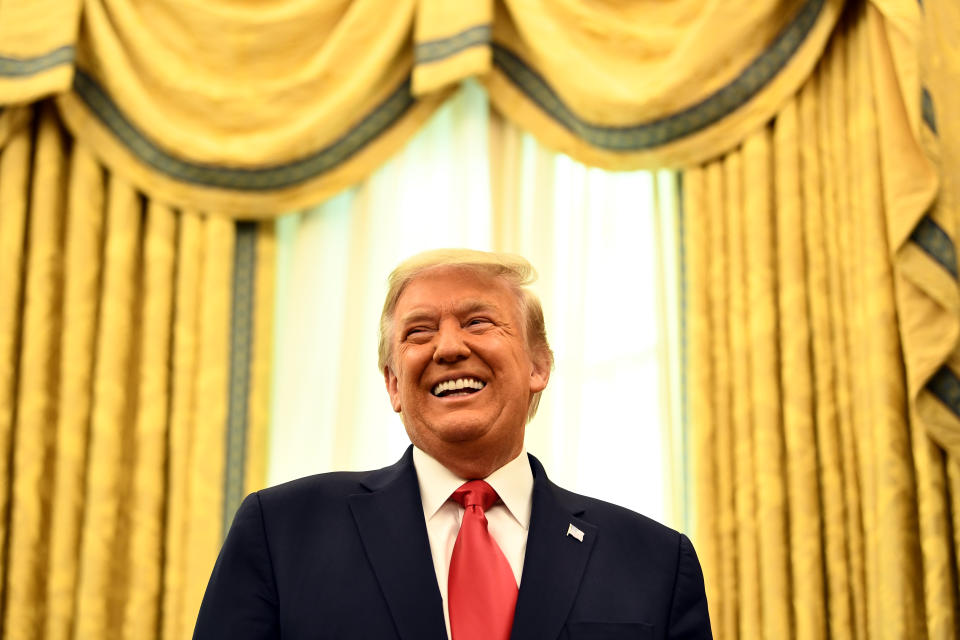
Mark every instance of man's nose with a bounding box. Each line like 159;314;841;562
433;325;470;362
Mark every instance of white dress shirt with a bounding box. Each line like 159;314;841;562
412;446;534;639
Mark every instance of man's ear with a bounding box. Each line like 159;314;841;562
528;351;551;394
383;365;402;413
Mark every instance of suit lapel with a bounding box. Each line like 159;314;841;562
349;448;447;640
511;455;598;640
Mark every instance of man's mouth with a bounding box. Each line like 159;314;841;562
431;377;486;398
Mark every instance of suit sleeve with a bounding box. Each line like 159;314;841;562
193;492;280;640
667;534;713;639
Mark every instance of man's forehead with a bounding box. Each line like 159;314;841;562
391;266;520;322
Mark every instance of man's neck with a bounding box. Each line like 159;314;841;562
420;442;524;480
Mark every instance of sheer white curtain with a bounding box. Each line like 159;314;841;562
268;81;685;527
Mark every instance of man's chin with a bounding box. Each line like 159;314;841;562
427;419;493;444
405;412;495;446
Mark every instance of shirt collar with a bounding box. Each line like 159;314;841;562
412;446;534;530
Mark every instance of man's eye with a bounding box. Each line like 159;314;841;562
467;318;491;327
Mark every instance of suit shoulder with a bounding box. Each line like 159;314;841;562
553;484;683;547
239;451;416;527
529;454;685;548
253;468;377;514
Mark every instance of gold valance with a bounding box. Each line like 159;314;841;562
483;0;844;169
0;0;81;104
0;0;844;217
52;0;453;217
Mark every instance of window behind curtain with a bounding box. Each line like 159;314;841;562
268;80;686;528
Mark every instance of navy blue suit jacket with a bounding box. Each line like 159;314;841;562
194;447;712;639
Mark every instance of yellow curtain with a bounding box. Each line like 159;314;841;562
0;104;274;640
686;1;958;638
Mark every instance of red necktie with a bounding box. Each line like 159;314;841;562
448;480;518;640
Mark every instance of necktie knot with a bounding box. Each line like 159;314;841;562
451;480;499;512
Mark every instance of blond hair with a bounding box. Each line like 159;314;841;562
378;249;553;421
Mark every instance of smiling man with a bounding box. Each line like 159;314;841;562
194;249;713;640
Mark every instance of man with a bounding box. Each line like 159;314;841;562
194;249;712;639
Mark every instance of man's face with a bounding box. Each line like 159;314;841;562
384;266;549;469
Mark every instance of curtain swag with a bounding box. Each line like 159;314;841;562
0;0;845;217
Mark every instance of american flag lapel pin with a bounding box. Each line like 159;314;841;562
566;523;584;542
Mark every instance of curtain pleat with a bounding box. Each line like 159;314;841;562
74;168;143;639
911;414;959;639
244;221;275;496
0;105;32;631
182;214;233;632
5;104;67;639
705;159;738;640
821;23;870;640
686;165;719;635
688;2;959;637
45;144;104;640
801;64;855;640
161;210;203;640
743;128;792;640
861;14;926;640
774;95;827;640
0;107;34;152
846;21;875;639
122;201;176;638
949;460;960;571
726;145;763;640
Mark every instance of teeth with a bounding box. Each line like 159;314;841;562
432;378;486;396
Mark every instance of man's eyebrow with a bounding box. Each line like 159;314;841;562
398;309;437;326
397;299;501;326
